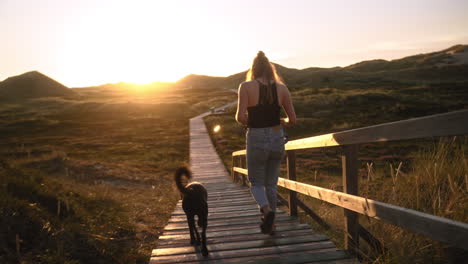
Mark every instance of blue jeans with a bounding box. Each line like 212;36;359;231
246;127;285;212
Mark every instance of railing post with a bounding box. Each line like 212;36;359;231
287;150;298;216
231;155;235;182
342;144;359;254
240;156;246;186
234;156;239;183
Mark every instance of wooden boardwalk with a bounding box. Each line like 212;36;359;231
150;111;357;263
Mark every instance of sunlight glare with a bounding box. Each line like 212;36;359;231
53;1;247;87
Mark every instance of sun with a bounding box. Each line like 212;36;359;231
53;1;250;87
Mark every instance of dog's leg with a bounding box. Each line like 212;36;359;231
200;215;208;256
187;215;197;245
193;218;201;245
198;204;208;256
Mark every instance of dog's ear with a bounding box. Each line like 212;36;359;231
175;167;192;193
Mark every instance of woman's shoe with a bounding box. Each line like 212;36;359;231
269;224;276;236
260;211;275;234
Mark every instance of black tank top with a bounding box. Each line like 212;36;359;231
247;81;281;128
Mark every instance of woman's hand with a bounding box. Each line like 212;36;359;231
236;83;249;125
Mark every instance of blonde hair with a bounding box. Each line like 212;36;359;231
246;51;283;104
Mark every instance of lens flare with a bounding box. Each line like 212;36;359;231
213;125;221;133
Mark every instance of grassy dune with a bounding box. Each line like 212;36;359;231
204;84;467;263
0;86;236;263
1;45;467;263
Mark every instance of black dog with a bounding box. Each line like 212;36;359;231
175;167;208;256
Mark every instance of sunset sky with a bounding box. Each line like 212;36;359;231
1;0;467;87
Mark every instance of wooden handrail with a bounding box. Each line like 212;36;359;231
231;109;468;254
277;177;468;250
233;167;248;175
233;110;468;156
230;166;468;250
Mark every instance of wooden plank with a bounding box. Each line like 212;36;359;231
186;200;262;208
159;224;312;241
173;208;285;218
203;186;245;191
162;218;302;236
168;211;263;223
304;258;359;264
207;189;250;195
207;194;253;200
162;221;298;237
195;250;350;264
205;250;350;264
171;208;259;217
154;243;339;263
207;198;255;204
174;200;256;208
163;215;298;231
196;179;235;184
201;183;239;189
158;228;316;248
206;198;263;206
277;177;468;250
168;213;290;225
150;248;349;264
159;224;310;242
154;235;332;256
206;190;251;196
188;197;255;205
157;229;319;249
172;204;258;214
168;212;262;223
232;149;246;156
205;201;257;208
152;242;337;263
285;109;468;150
342;145;359;253
233;167;248;175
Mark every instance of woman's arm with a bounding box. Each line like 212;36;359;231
235;83;248;125
280;85;297;126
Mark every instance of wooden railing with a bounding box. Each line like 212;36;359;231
231;110;468;255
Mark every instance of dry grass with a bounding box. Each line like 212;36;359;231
356;137;468;263
0;86;236;263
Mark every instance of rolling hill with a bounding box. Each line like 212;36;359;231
0;71;76;100
177;44;468;90
2;44;467;98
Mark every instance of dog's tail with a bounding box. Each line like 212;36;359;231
175;167;192;194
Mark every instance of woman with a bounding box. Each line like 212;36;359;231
235;51;296;234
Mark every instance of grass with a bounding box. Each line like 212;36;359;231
0;86;236;263
203;84;467;263
371;143;467;263
1;162;141;263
